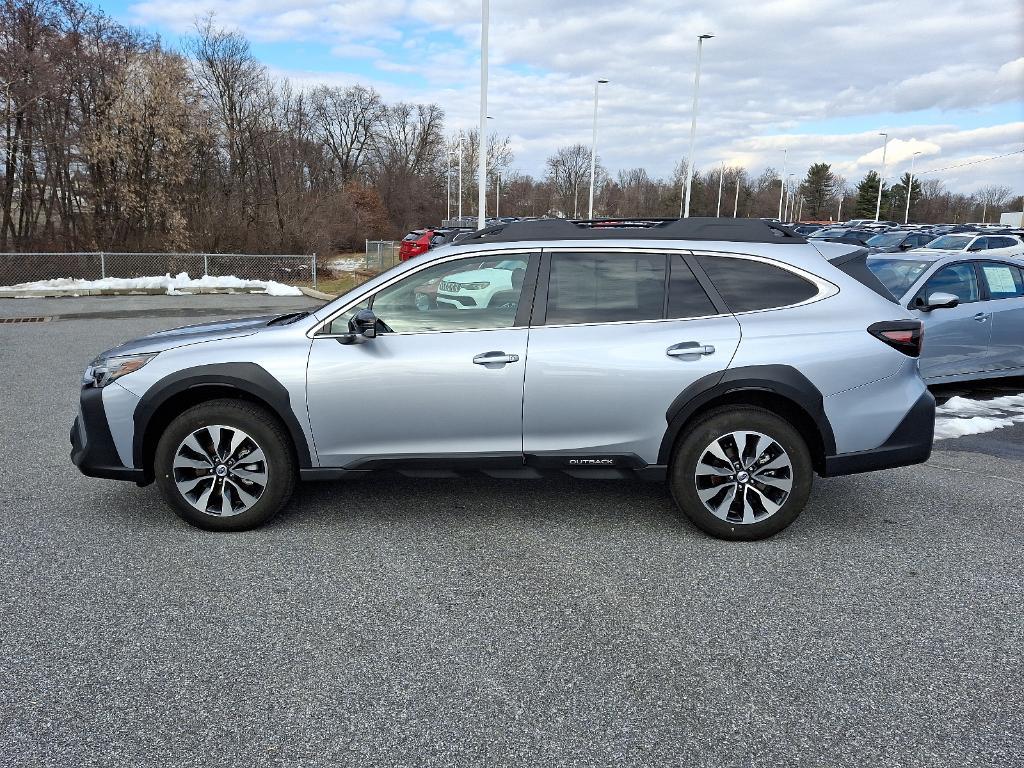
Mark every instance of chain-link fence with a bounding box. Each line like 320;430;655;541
0;252;318;289
364;240;400;271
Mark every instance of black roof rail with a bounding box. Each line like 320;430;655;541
443;217;807;245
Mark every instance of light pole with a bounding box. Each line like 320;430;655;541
904;150;921;224
477;0;489;230
784;173;795;221
446;141;455;222
874;132;888;222
733;174;740;218
681;34;713;218
716;161;724;217
495;171;501;218
777;148;787;221
457;133;464;221
588;78;609;220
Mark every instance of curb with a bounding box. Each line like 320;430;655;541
299;286;337;301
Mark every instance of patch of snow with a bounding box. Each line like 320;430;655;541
327;257;364;271
1;272;302;296
933;394;1024;440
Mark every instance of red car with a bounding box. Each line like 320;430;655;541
399;228;452;261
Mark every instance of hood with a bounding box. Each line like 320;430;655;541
100;314;284;358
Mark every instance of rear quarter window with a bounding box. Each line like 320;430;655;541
697;255;819;313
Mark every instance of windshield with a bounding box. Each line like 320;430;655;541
808;228;848;239
867;232;908;247
925;235;971;250
866;258;933;298
493;259;528;270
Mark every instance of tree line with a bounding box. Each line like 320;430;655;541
2;0;1019;256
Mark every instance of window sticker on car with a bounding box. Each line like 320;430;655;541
982;265;1018;296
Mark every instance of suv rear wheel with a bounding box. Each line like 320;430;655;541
669;406;812;540
154;399;296;531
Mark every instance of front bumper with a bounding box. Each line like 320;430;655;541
821;389;935;477
70;387;146;483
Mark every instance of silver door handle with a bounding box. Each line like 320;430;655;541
666;342;715;357
473;351;520;365
973;313;989;322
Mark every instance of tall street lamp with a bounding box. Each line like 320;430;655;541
733;173;741;218
716;161;725;217
904;150;921;224
477;0;489;230
681;33;713;218
588;78;609;219
874;132;888;222
777;148;787;221
458;133;464;221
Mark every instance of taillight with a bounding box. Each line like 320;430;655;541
868;321;924;357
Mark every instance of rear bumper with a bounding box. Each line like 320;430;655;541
822;389;935;477
71;387;146;483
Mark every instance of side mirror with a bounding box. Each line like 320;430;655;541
900;241;914;250
914;292;960;312
967;242;984;252
337;308;380;344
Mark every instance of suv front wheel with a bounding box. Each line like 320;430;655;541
154;399;296;531
669;406;812;540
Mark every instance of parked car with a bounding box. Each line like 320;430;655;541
915;232;1024;258
867;252;1024;383
865;230;937;253
72;218;933;540
790;224;825;236
399;228;455;261
807;227;875;245
435;258;528;311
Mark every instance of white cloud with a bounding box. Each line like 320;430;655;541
125;0;1024;193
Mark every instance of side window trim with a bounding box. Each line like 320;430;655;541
681;253;730;315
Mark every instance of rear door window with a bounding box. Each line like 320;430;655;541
696;255;818;313
544;253;666;325
979;262;1024;299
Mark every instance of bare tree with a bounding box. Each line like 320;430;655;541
546;143;597;218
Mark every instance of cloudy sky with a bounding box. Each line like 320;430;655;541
104;0;1023;194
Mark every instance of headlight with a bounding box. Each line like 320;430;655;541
83;353;158;388
458;281;491;290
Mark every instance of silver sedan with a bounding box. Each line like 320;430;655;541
868;252;1024;383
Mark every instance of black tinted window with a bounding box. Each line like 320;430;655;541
697;256;818;312
545;253;666;324
668;257;717;318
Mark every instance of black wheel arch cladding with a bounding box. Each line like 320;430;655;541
658;364;837;465
132;362;312;470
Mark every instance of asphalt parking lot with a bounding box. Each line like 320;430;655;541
1;295;1021;768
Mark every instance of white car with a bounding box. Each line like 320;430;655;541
435;258;528;310
913;232;1024;258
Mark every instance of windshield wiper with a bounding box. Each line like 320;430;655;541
267;311;310;326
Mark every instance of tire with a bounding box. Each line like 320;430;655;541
154;398;296;531
669;406;812;541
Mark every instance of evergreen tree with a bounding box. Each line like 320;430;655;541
853;171;889;219
799;163;837;219
887;172;923;222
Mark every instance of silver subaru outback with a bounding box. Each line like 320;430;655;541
71;218;935;540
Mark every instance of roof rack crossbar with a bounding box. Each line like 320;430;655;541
445;217;805;245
